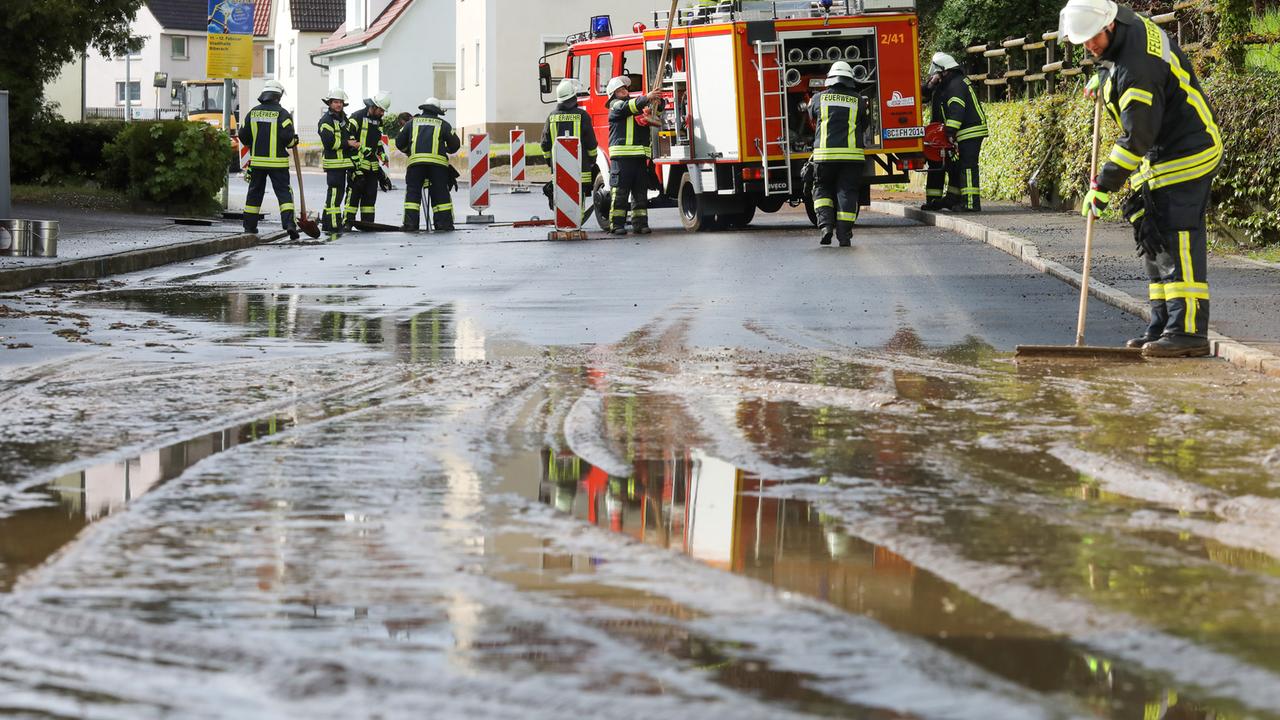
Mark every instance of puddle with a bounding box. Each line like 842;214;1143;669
500;446;1247;719
0;416;291;592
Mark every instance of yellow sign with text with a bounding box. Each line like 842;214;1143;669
206;34;253;80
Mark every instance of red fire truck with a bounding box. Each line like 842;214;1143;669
538;0;926;232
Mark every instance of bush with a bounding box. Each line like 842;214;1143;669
102;121;234;211
980;70;1280;245
928;0;1061;57
10;105;127;186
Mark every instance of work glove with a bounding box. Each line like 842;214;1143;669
351;167;366;182
542;180;555;211
1083;72;1103;100
448;165;460;192
1081;177;1110;218
287;136;299;148
378;173;393;192
242;166;253;184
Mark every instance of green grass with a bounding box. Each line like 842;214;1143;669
12;183;134;212
1246;7;1280;71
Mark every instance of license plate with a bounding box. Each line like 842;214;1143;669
882;126;925;140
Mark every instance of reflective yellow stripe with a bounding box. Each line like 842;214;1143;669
1119;88;1154;110
1149;283;1166;301
813;198;834;209
956;125;988;140
609;145;649;157
1108;145;1143;170
945;119;963;129
837;211;858;222
812;148;865;161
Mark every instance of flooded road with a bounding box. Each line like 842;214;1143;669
2;204;1278;718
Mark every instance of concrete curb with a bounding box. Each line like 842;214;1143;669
0;231;283;293
870;200;1280;379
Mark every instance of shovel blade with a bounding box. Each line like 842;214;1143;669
298;215;322;239
1014;345;1145;362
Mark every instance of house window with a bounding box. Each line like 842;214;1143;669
265;47;275;77
433;64;456;101
338;68;345;90
595;52;614;95
289;39;296;77
171;36;188;59
360;65;368;100
116;81;142;104
542;37;567;58
474;41;480;87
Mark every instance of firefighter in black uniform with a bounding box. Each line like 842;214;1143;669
395;98;461;232
238;79;299;239
807;61;869;247
1063;0;1221;357
541;79;599;225
343;91;394;229
318;89;359;234
606;76;664;236
922;52;989;212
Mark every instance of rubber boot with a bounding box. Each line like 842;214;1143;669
633;219;651;235
1142;335;1212;358
921;198;945;212
1125;334;1158;349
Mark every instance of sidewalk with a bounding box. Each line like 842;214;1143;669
872;195;1280;376
0;204;274;292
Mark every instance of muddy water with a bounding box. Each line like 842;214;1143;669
3;325;1280;716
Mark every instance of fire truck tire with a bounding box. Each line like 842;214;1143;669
591;175;611;232
677;174;714;232
756;195;786;214
802;193;819;227
724;204;756;229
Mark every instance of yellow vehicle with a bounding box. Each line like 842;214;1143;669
175;80;242;170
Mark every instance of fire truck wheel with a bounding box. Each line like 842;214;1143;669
591;175;611;232
756;196;786;214
802;193;819;227
677;174;713;232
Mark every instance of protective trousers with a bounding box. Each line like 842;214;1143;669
322;168;349;232
925;138;982;210
609;158;648;232
403;164;454;231
344;170;379;226
1143;174;1212;339
243;167;296;233
813;161;861;243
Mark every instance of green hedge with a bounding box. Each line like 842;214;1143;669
979;69;1280;245
11;109;127;185
102;121;234;211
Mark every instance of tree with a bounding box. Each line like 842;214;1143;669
0;1;144;138
926;0;1062;57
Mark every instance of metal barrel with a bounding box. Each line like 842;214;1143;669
827;46;844;62
29;221;58;257
807;47;825;62
0;219;30;256
845;45;861;61
788;47;805;64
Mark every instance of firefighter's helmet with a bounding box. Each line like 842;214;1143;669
322;88;349;105
605;76;631;97
825;61;855;86
259;79;285;102
556;79;578;102
419;98;444;114
1059;0;1118;44
928;53;961;74
370;91;392;112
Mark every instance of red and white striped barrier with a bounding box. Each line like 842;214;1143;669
466;133;493;224
510;129;526;184
379;134;390;169
238;141;250;171
549;136;587;240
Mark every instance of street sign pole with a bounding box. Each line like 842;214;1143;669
222;78;233;209
0;91;11;219
207;0;254;211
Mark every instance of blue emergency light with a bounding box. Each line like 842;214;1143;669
590;15;613;38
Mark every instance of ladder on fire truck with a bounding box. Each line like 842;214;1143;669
752;40;793;197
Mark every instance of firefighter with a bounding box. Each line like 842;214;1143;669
238;79;299;240
922;52;988;212
318;89;359;234
606;76;664;236
395;98;461;232
807;61;869;247
1062;0;1221;357
540;79;599;223
343;91;394;229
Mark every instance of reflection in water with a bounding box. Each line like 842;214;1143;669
529;446;1238;720
0;417;290;591
84;288;463;362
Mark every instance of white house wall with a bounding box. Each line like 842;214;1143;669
376;0;457;124
454;0;492;134
84;6;167;117
274;0;332;143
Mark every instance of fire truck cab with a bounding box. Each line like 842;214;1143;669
539;0;925;232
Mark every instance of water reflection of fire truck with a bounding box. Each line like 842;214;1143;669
539;0;925;232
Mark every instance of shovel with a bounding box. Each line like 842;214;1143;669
1015;93;1143;362
291;147;322;239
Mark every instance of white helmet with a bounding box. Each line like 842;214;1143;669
322;88;349;104
371;90;392;111
420;97;444;113
605;75;631;97
262;79;285;96
556;78;578;102
825;60;855;86
928;52;960;74
1059;0;1118;44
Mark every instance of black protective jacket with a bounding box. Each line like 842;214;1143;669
238;99;295;169
608;95;661;159
807;79;870;162
541;98;599;172
318;108;354;170
929;70;988;142
1095;5;1221;193
394;107;460;167
348;106;385;171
